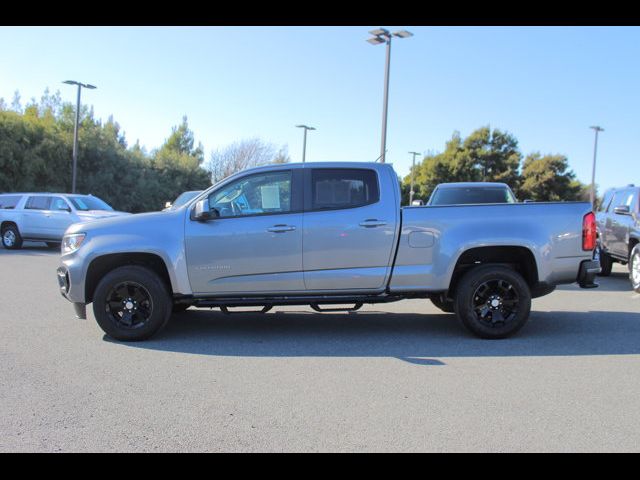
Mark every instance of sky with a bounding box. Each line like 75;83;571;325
0;26;638;192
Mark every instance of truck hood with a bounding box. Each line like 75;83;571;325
65;209;183;236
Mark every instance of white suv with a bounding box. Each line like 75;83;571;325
0;193;129;249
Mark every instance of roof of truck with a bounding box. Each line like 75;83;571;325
435;182;511;189
0;192;94;196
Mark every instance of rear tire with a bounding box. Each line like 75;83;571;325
630;244;640;294
92;265;172;341
430;294;455;313
1;224;23;250
594;244;613;276
454;265;532;339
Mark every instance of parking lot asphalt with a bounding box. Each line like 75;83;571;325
1;242;640;452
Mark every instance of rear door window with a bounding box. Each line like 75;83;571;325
24;196;51;210
310;169;379;211
0;195;22;209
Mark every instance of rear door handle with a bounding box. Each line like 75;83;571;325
267;224;296;233
359;219;387;228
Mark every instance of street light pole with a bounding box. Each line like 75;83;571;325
408;151;421;205
295;125;315;163
589;125;604;209
367;28;413;164
63;80;97;193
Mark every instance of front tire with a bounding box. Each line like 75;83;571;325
2;224;23;250
630;244;640;294
92;265;172;341
454;265;532;339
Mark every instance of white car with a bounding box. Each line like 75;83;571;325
163;190;202;211
0;192;130;249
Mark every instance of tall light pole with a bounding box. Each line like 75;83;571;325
408;151;421;205
296;125;315;163
62;80;97;193
589;125;604;209
367;28;413;163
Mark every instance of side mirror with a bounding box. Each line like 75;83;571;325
164;201;172;209
614;205;631;215
411;200;424;206
193;199;219;221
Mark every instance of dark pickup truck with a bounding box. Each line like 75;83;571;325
595;185;640;292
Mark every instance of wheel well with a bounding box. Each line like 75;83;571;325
631;238;640;258
85;253;172;303
1;221;18;232
448;246;538;295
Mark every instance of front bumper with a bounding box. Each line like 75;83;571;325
57;263;87;319
578;259;600;288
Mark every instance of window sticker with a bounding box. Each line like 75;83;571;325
261;185;281;209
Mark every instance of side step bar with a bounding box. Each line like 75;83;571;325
310;302;363;313
189;293;417;311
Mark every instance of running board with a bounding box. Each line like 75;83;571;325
191;293;412;310
219;305;272;315
310;302;363;313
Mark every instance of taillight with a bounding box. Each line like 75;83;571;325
582;212;596;251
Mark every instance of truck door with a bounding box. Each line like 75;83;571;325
302;167;398;291
21;195;52;238
185;169;305;295
48;197;76;238
611;189;635;258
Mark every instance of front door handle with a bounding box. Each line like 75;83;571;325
267;224;296;233
359;219;387;228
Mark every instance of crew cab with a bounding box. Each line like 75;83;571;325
0;193;129;249
595;185;640;292
57;162;599;341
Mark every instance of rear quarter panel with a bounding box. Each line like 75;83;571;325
390;202;593;292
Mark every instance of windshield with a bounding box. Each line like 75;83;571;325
171;191;201;209
68;196;114;211
430;187;516;206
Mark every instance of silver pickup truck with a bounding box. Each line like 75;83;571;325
57;162;599;341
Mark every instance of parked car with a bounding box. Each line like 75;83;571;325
427;182;517;206
57;162;598;341
0;193;129;250
595;184;640;292
163;190;202;211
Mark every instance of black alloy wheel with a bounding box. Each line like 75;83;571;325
92;265;172;341
470;279;520;328
105;281;154;330
454;265;532;339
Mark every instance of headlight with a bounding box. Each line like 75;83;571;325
62;233;86;254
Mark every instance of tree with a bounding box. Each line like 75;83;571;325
402;127;522;204
461;126;521;189
207;138;289;183
519;153;583;201
0;89;212;213
152;116;204;168
10;90;21;113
